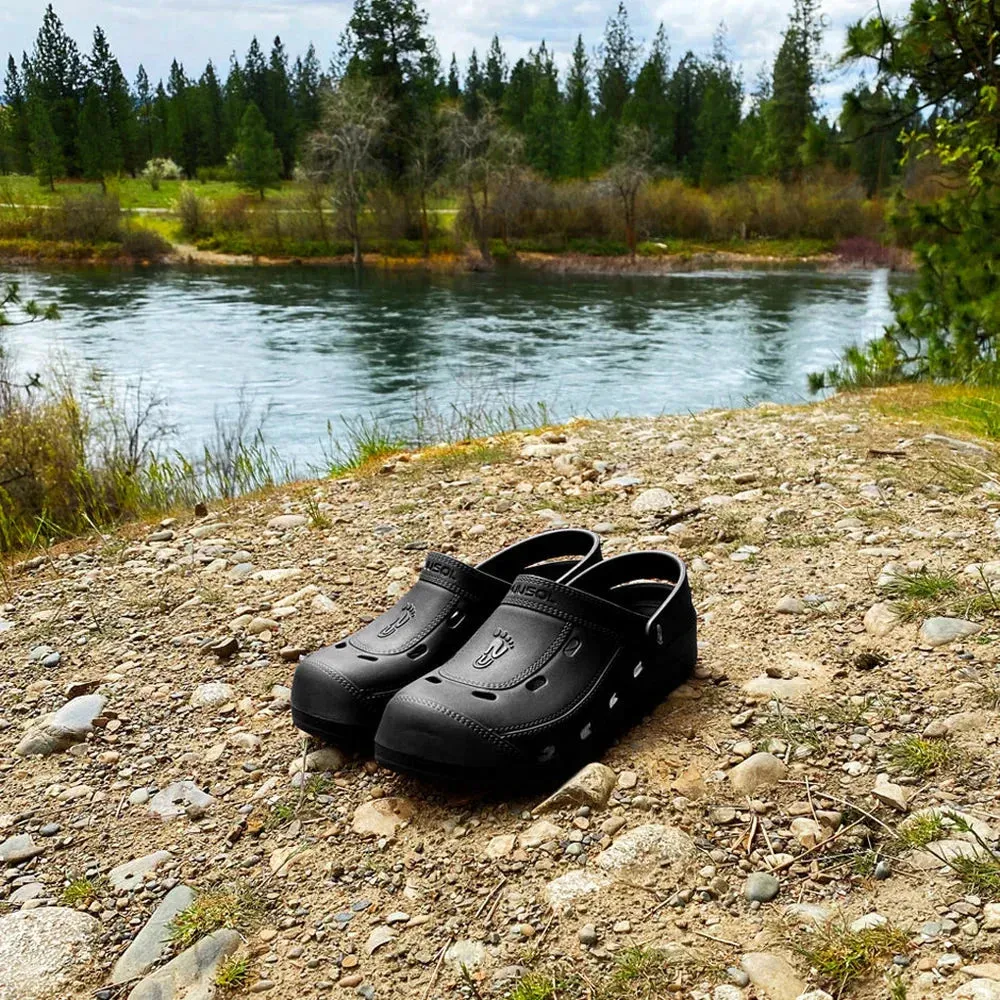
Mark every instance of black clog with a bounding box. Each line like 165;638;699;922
290;529;602;745
373;551;696;783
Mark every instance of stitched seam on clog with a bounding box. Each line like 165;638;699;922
392;695;521;753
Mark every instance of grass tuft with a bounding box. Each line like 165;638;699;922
896;813;946;849
795;923;911;997
215;955;250;990
949;854;1000;898
169;884;263;949
60;877;98;906
507;972;577;1000
884;571;959;601
887;736;956;776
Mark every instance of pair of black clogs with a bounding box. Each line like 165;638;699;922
290;529;697;784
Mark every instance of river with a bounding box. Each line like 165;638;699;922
3;263;897;470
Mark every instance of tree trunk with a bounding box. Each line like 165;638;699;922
419;189;429;257
624;193;637;259
349;205;363;271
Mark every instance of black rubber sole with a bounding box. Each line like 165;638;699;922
375;625;698;785
291;705;373;748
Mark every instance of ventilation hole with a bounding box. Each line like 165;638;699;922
525;675;547;692
563;637;583;659
538;745;556;763
407;644;428;660
448;612;466;629
633;662;644;678
609;692;619;709
335;642;347;649
357;654;378;662
580;722;592;740
425;675;442;684
472;690;497;701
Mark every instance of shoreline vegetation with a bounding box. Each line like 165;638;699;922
0;175;913;272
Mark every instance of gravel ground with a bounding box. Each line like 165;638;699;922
3;389;1000;1000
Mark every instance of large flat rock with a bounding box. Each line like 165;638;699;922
15;694;106;756
0;907;101;1000
112;885;196;984
127;928;242;1000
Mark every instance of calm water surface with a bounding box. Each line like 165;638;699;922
4;264;896;468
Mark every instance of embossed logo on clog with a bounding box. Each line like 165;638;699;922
473;628;514;668
377;603;416;637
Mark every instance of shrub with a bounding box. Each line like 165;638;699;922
141;158;184;190
48;193;121;242
120;226;172;262
196;164;235;183
176;187;209;239
212;194;254;233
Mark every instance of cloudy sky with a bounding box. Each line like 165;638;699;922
3;0;906;110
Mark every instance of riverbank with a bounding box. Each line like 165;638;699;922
0;236;914;272
2;386;1000;1000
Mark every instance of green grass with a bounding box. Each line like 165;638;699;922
949;854;1000;898
507;973;576;1000
0;173;295;210
263;800;296;830
897;813;946;849
884;571;959;601
887;736;956;776
795;923;911;997
215;956;250;990
608;946;688;996
60;877;98;906
169;885;263;949
884;568;997;623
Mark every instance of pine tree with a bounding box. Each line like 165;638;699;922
243;38;268;115
197;61;226;166
134;65;155;164
3;56;32;173
28;94;63;189
347;0;435;181
446;55;461;100
768;0;824;180
222;56;246;156
623;24;672;165
233;100;281;198
464;50;484;119
88;27;134;173
565;35;597;178
483;36;508;105
292;44;323;140
77;81;117;188
665;52;705;176
596;1;638;162
28;4;84;175
840;84;912;195
266;37;296;176
524;43;564;179
152;81;169;158
165;60;199;176
694;25;742;187
504;57;536;130
728;67;771;179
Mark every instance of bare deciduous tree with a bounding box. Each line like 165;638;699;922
442;102;523;266
607;125;652;258
305;78;389;269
